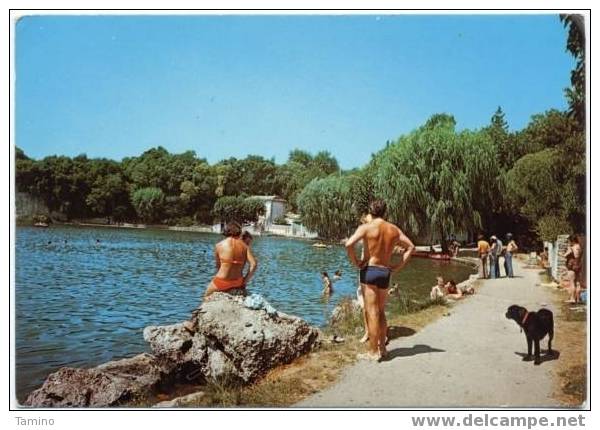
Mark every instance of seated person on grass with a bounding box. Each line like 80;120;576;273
430;276;445;300
444;280;475;300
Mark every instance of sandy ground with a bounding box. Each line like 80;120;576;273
298;260;562;408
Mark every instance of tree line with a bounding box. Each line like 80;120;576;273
16;146;340;226
16;16;585;247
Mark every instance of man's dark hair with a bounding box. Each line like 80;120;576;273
223;221;242;237
241;231;253;242
322;272;329;277
568;234;579;244
368;199;387;218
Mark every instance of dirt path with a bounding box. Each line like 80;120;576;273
298;260;561;407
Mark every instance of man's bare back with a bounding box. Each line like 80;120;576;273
362;219;406;268
347;218;414;272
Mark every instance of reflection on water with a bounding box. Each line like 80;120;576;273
15;225;473;401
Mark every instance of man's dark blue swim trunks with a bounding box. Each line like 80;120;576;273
359;266;391;289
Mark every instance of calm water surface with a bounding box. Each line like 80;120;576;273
15;225;474;401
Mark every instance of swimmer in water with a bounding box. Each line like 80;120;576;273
322;272;333;296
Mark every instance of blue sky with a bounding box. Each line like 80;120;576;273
16;14;574;169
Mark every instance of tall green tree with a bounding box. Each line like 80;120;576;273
212;196;265;224
372;114;497;249
560;14;585;128
278;149;340;211
130;187;166;223
297;175;359;240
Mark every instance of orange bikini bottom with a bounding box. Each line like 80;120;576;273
213;276;245;291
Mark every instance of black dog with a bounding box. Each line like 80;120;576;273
505;305;554;365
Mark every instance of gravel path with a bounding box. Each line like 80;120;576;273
298;260;560;408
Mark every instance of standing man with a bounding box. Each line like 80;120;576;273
489;235;498;279
477;234;490;278
495;235;504;278
345;199;415;361
504;233;518;278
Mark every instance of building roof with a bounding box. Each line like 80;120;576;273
249;195;287;203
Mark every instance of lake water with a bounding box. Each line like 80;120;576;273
15;225;474;401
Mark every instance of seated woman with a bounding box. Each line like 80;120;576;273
184;222;258;333
203;221;258;298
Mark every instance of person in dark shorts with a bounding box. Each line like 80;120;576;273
346;199;415;361
360;266;391;289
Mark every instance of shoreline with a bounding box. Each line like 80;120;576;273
16;223;479;403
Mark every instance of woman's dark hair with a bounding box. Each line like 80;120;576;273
241;231;253;242
223;221;242;237
335;270;341;276
447;280;456;287
369;199;387;218
322;272;329;277
568;234;579;244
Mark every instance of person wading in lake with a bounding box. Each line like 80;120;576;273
184;221;257;332
346;199;415;361
321;272;333;296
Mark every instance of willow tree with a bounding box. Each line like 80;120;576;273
297;175;360;240
212;196;265;225
372;114;497;249
130;187;166;223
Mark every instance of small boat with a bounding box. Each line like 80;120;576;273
412;251;452;260
312;243;330;248
34;222;49;228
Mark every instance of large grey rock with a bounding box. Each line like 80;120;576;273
26;293;320;407
144;293;320;383
24;353;168;407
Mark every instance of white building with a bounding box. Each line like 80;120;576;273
250;195;288;227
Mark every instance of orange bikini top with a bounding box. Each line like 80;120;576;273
220;237;246;265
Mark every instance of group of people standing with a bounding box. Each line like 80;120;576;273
477;233;518;279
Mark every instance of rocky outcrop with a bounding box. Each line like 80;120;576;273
144;293;321;384
25;293;320;407
24;354;169;407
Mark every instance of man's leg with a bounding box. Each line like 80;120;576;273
360;284;369;343
480;257;487;278
362;283;380;356
376;288;389;357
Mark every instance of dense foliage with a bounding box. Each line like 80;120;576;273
212;196;265;224
297;175;360;240
371;114;497;248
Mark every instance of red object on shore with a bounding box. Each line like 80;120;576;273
413;251;452;260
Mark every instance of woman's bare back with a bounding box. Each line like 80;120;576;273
215;237;248;279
